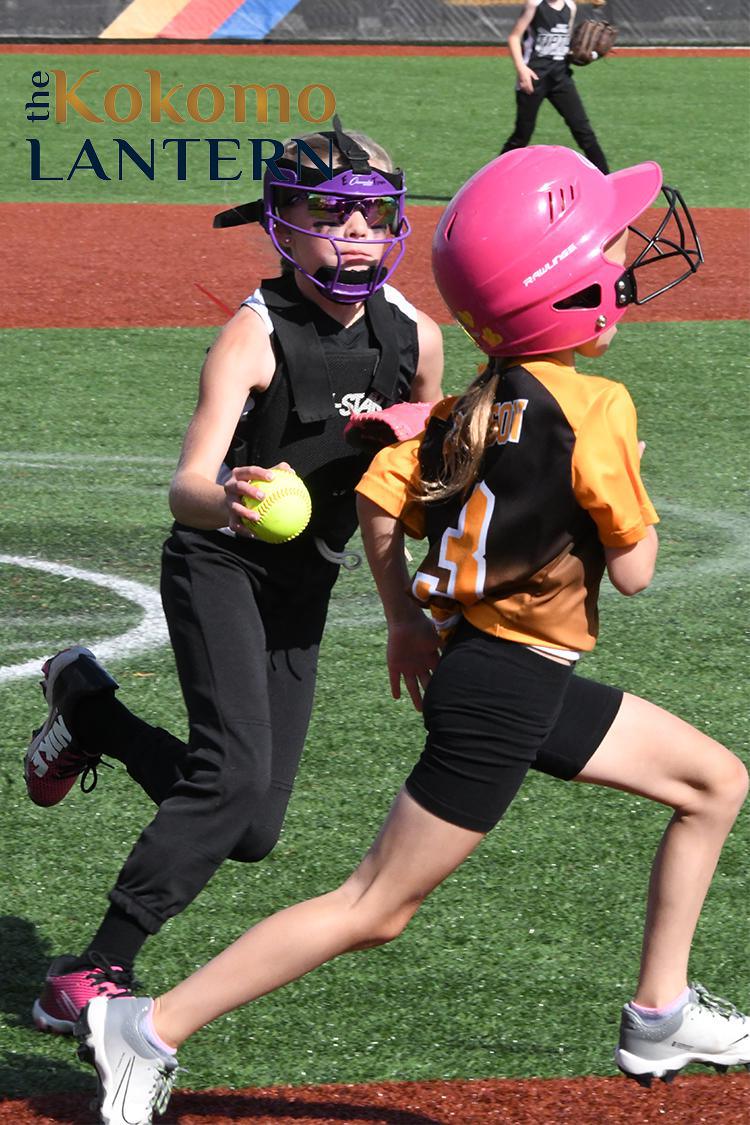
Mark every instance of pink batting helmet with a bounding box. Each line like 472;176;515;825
432;146;702;356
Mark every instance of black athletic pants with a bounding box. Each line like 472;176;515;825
107;525;339;934
501;64;609;175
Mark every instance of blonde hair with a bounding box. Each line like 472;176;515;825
419;359;504;503
282;131;395;173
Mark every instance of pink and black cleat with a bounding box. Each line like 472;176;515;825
24;646;118;807
33;952;138;1035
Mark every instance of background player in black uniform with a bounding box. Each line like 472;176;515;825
73;147;748;1125
502;0;609;172
23;124;443;1035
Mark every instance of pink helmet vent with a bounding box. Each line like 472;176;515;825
545;181;577;224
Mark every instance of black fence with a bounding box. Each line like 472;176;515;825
0;0;747;44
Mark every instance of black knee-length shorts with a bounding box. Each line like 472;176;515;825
406;621;622;833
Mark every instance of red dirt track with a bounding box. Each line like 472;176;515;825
1;1072;749;1123
2;204;747;328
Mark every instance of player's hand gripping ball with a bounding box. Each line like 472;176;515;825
240;469;312;544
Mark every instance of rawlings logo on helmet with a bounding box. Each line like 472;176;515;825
523;243;578;287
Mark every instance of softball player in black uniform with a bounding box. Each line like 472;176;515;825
23;124;443;1035
502;0;609;173
74;147;749;1125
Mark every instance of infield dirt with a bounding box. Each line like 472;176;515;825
2;205;747;329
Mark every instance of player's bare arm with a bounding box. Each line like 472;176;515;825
357;495;441;711
605;526;659;596
169;306;279;531
603;437;658;594
411;312;444;403
507;2;539;92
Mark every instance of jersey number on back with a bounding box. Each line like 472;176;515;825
412;481;496;605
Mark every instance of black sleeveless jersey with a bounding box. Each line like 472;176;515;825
223;274;420;550
523;0;574;69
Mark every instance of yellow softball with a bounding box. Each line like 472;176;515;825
240;469;312;544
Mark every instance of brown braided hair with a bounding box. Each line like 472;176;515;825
419;357;505;503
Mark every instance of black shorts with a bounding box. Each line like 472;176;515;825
405;622;622;833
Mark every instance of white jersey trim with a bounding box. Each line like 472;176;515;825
381;283;418;323
243;282;418;329
241;288;273;334
527;643;581;664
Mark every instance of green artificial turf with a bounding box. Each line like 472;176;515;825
0;321;747;1095
1;37;748;1101
1;54;748;204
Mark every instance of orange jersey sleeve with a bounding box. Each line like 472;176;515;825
355;399;456;540
571;381;659;548
355;435;426;538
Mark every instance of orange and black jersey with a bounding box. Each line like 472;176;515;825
356;359;658;653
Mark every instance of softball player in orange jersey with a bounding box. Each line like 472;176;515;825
74;148;749;1125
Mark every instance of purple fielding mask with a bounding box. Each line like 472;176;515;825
264;165;410;303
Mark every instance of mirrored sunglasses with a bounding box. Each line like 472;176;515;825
303;193;400;230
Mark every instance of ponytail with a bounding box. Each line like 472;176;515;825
420;358;504;503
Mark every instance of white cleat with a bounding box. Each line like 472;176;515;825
75;995;178;1124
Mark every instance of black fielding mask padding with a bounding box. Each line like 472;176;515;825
213;200;264;228
325;114;373;174
312;264;383;289
319;116;405;190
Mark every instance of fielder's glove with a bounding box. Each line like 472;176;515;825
344;401;436;450
568;18;618;66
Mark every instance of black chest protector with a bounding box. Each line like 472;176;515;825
224;274;419;550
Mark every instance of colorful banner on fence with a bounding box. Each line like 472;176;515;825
100;0;302;40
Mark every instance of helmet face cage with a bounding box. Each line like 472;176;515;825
432;147;704;357
618;184;703;309
263;163;410;304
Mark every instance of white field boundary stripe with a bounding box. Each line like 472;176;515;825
1;502;747;678
0;469;168;482
325;501;750;624
645;501;749;590
0;555;169;684
0;453;174;476
0;452;174;465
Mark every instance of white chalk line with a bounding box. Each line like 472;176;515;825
325;501;750;624
0;501;747;682
0;452;173;482
0;452;174;466
0;555;169;685
646;501;749;590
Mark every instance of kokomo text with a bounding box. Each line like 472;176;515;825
25;69;337;182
